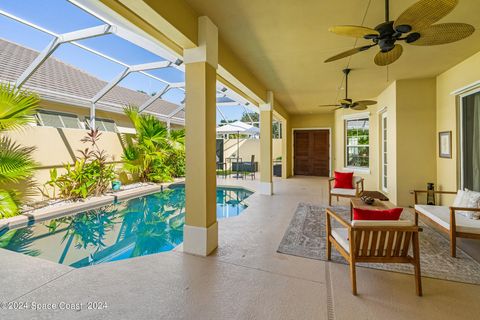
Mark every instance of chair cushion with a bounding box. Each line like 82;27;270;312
331;228;350;253
415;205;480;234
330;188;356;196
334;171;354;189
353;208;403;221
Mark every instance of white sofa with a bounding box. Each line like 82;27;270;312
414;190;480;257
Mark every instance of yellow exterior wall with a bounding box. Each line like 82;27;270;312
222;138;282;166
333;107;379;191
396;78;437;206
436;50;480;195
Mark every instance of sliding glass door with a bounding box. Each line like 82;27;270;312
461;91;480;191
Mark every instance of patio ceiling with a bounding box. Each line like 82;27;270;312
0;0;259;126
185;0;480;114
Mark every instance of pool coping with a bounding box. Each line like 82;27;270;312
0;181;255;234
0;183;165;232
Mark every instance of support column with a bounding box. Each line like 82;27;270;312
183;16;218;256
281;117;291;179
260;91;273;195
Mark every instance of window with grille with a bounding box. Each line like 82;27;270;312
36;110;82;129
345;118;369;169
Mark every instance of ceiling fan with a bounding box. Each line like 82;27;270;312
318;68;377;111
324;0;475;66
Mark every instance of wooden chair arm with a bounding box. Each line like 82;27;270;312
355;178;364;195
413;190;457;195
413;190;457;205
326;208;351;229
450;206;480;212
328;178;335;191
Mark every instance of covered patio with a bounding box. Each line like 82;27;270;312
1;0;480;319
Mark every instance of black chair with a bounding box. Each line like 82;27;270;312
242;155;256;180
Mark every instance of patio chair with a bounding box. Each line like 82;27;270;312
325;208;422;296
242;155;256;180
328;174;364;206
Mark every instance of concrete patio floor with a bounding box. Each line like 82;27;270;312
1;176;480;319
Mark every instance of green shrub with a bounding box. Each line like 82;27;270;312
43;129;115;200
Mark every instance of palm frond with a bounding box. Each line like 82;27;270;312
0;83;39;132
0;136;37;184
0;189;19;218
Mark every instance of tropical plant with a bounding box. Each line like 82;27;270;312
0;83;39;218
122;105;185;182
43;129;116;200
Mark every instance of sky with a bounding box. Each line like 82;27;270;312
0;0;246;122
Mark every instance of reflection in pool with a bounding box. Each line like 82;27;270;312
0;186;252;268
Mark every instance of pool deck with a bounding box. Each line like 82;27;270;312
1;176;480;319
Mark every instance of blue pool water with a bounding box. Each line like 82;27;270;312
0;186;252;268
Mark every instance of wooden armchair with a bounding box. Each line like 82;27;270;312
413;190;480;257
328;175;364;206
326;208;422;296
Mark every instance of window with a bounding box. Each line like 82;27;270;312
345;118;369;169
36;110;82;129
85;117;118;132
381;113;388;191
460;90;480;191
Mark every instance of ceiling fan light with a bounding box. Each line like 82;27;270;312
405;32;421;43
395;24;412;33
363;34;378;40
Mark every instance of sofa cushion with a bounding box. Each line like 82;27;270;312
331;228;350;253
353;208;403;221
334;171;354;189
415;205;480;234
331;188;356;196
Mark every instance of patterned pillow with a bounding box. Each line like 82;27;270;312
455;190;480;219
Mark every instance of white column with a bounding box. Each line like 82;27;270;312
260;91;273;195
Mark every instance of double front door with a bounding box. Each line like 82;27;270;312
294;129;330;176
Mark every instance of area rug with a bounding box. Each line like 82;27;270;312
277;203;480;285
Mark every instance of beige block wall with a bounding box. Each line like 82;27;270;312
436;50;480;198
3;126;128;200
222;138;282;169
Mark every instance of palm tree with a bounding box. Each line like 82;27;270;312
122;105;185;182
0;83;39;218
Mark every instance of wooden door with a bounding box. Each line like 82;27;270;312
294;130;330;176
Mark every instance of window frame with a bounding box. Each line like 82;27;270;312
36;109;83;129
344;115;370;171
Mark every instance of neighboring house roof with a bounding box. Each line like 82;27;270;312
0;38;185;124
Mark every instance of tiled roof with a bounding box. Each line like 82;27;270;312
0;38;184;123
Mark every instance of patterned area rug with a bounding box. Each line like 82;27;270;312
277;203;480;285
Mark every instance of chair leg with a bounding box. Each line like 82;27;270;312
326;237;331;260
329;195;332;207
450;230;457;257
413;233;422;296
337;196;339;201
349;261;357;295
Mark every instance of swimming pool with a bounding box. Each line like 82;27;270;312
0;186;252;268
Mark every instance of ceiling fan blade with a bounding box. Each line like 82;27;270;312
394;0;458;32
350;103;368;111
409;23;475;46
324;45;374;63
318;104;341;107
339;99;352;105
329;25;379;38
354;100;377;106
374;44;403;66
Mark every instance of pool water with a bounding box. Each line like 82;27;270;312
0;186;252;268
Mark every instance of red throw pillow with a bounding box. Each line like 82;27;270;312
353;208;403;221
334;171;354;189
